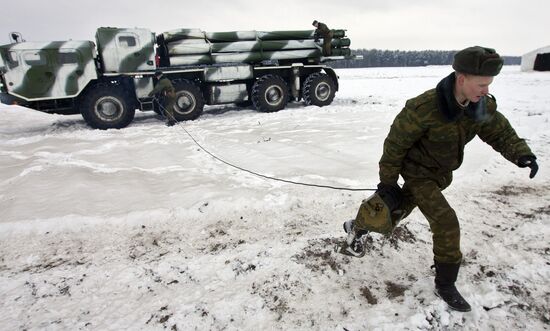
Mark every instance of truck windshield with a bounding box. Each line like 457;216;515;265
23;51;47;66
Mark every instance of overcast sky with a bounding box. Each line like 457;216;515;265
1;0;548;56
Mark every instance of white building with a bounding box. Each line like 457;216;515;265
521;46;550;71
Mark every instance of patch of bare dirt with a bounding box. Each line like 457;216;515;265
385;281;408;300
389;225;417;249
292;238;347;274
360;286;378;305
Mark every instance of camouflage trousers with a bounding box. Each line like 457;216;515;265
398;177;462;264
163;97;176;121
323;32;333;56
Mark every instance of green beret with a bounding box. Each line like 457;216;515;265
452;46;504;76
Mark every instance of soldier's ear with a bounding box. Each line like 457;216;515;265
455;72;466;87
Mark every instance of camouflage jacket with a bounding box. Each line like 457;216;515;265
379;72;534;187
148;77;175;97
314;22;332;39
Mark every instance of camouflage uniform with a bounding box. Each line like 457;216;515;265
314;22;333;56
349;46;539;312
148;76;176;122
378;72;535;264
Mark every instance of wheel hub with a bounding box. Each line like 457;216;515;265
176;92;196;114
315;82;331;101
95;97;123;121
265;85;283;106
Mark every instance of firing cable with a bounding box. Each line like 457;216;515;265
157;100;376;192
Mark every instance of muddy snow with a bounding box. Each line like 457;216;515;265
0;66;549;330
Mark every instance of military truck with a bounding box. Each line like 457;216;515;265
0;27;357;129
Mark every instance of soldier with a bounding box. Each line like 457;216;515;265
312;20;333;56
148;71;177;126
344;46;539;312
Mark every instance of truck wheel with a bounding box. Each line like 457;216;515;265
303;73;336;107
251;74;289;112
235;100;252;108
80;85;135;129
173;80;204;121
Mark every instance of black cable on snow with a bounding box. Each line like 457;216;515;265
159;101;377;192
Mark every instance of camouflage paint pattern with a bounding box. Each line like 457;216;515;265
261;29;345;39
161;29;345;42
169;49;325;66
168;41;210;55
379;89;534;186
355;177;463;263
170;48;351;65
162;28;205;42
376;77;536;264
167;38;352;55
205;31;258;42
133;76;153;99
401;178;462;264
205;30;346;41
0;26;355;106
203;65;253;82
207;84;248;104
0;52;6;72
96;27;155;73
0;40;97;101
354;193;394;235
160;27;351;66
331;38;351;48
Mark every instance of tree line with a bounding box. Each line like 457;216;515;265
330;49;521;68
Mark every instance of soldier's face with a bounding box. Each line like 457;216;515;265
458;74;494;103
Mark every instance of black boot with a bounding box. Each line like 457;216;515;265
434;261;471;312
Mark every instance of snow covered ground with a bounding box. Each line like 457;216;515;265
0;66;548;330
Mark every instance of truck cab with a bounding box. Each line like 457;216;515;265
0;41;98;111
95;27;156;73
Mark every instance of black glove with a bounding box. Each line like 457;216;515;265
517;155;538;179
376;183;403;211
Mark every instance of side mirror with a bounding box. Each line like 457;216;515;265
9;32;24;44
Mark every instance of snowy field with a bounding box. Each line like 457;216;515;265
0;66;549;330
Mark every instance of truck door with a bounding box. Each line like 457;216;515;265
7;49;55;99
56;49;82;95
96;28;155;73
49;42;97;99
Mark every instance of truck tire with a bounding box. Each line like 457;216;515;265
251;74;289;112
235;100;252;108
80;85;135;130
172;80;204;121
1;92;19;105
302;73;336;107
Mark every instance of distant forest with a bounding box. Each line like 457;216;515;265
330;49;521;68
